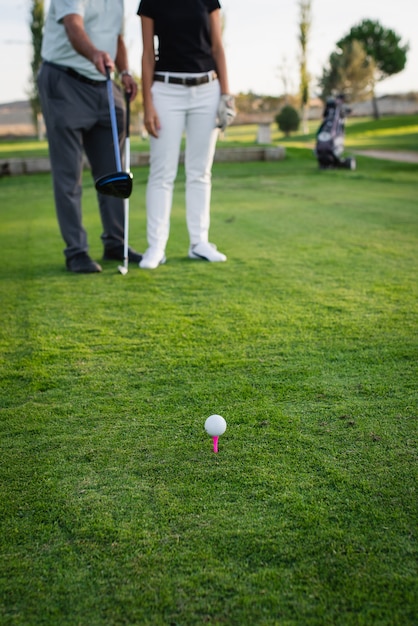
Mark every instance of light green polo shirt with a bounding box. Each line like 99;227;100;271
41;0;125;81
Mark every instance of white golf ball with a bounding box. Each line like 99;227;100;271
204;414;227;437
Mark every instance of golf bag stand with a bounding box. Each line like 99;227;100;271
314;94;356;170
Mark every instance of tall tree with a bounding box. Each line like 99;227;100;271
337;19;408;118
29;0;45;138
298;0;312;134
318;40;375;103
277;55;293;104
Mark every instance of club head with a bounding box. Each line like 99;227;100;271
95;171;133;199
118;264;128;275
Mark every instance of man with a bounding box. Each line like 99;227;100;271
38;0;142;273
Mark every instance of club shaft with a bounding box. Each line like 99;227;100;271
123;92;130;268
105;68;122;172
123;138;130;267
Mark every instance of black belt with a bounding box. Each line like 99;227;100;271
153;71;217;87
43;61;105;86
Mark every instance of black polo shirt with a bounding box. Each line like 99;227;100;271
138;0;221;73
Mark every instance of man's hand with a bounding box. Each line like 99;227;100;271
92;50;114;76
121;73;138;100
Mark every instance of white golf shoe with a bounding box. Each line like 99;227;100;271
188;242;227;262
139;248;166;269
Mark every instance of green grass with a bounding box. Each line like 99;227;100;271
0;126;417;624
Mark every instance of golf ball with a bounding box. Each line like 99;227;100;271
205;414;227;437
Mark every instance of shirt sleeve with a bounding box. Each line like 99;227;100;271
207;0;221;11
55;0;86;22
137;0;154;18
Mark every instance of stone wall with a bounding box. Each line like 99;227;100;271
0;145;286;176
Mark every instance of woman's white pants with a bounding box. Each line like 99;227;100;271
146;78;220;252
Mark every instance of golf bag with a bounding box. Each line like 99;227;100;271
314;95;356;170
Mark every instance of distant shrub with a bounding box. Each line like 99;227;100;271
275;106;300;136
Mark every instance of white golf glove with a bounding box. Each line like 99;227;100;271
217;94;236;131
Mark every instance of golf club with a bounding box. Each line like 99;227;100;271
118;91;131;275
95;67;133;199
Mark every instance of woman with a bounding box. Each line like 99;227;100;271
137;0;235;269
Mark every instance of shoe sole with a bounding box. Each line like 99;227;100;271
139;255;166;269
188;251;226;262
67;266;102;273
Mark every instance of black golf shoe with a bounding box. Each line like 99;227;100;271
66;252;102;273
103;246;143;263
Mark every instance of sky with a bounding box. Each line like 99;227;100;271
0;0;416;105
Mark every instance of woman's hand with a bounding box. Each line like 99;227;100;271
144;104;161;138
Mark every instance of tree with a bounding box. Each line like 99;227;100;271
29;0;45;138
337;19;408;118
275;105;300;136
277;55;293;104
298;0;312;134
318;40;375;103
